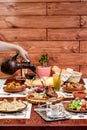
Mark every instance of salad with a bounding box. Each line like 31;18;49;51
69;98;87;111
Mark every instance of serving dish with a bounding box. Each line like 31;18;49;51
63;100;87;113
34;109;71;121
26;93;64;104
0;98;27;113
3;81;26;93
73;91;86;99
62;82;85;93
26;86;64;104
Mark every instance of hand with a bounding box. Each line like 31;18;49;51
17;46;30;62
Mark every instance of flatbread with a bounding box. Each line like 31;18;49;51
26;92;64;104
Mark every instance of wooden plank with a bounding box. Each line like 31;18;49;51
0;16;8;28
47;53;87;66
0;29;46;41
1;53;87;66
2;16;80;28
80;41;87;52
47;2;87;15
60;65;79;72
0;3;46;15
81;16;87;27
48;29;87;40
0;41;79;55
48;29;78;40
0;0;81;2
19;53;87;66
9;41;79;53
80;65;87;77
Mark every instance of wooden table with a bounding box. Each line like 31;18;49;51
0;78;87;130
0;104;87;130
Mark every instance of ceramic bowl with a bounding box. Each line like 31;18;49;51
73;91;86;99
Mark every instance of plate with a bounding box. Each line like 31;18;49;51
62;86;85;93
3;85;26;93
0;99;27;113
63;102;87;113
62;81;85;93
47;111;62;119
47;111;71;119
26;93;64;104
34;108;71;121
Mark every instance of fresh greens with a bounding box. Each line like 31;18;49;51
69;100;81;110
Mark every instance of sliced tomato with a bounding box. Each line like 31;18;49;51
82;102;86;108
80;107;86;111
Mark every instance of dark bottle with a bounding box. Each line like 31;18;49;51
1;53;36;75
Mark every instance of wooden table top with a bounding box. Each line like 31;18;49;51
0;104;87;130
0;78;87;130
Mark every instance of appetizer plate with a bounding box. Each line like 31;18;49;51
3;85;26;93
0;99;27;113
3;80;26;93
63;102;87;113
63;86;85;93
62;82;85;93
26;92;64;104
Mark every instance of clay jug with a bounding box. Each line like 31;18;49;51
1;53;36;75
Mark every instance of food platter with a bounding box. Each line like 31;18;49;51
26;92;64;104
3;85;26;93
0;98;27;113
3;81;26;93
63;102;87;113
63;86;85;93
62;82;85;93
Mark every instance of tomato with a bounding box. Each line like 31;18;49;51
80;107;86;111
82;101;86;108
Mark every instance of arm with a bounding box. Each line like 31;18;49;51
0;41;30;62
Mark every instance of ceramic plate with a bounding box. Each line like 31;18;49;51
63;102;87;113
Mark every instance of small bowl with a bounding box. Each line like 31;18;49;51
73;91;86;99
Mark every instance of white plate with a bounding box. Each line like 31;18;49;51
47;111;71;119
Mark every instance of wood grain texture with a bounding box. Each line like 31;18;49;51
0;0;87;78
12;41;79;53
48;29;87;40
80;41;87;52
0;41;78;54
1;16;80;29
17;53;87;66
0;105;87;129
1;53;86;66
0;29;46;41
47;2;87;15
0;0;81;2
80;65;87;77
0;3;46;15
81;16;87;27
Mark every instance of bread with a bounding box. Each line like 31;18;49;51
52;66;61;73
52;66;72;82
25;79;41;87
25;76;63;87
25;77;53;87
52;66;70;75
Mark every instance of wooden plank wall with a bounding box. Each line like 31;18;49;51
0;0;87;77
